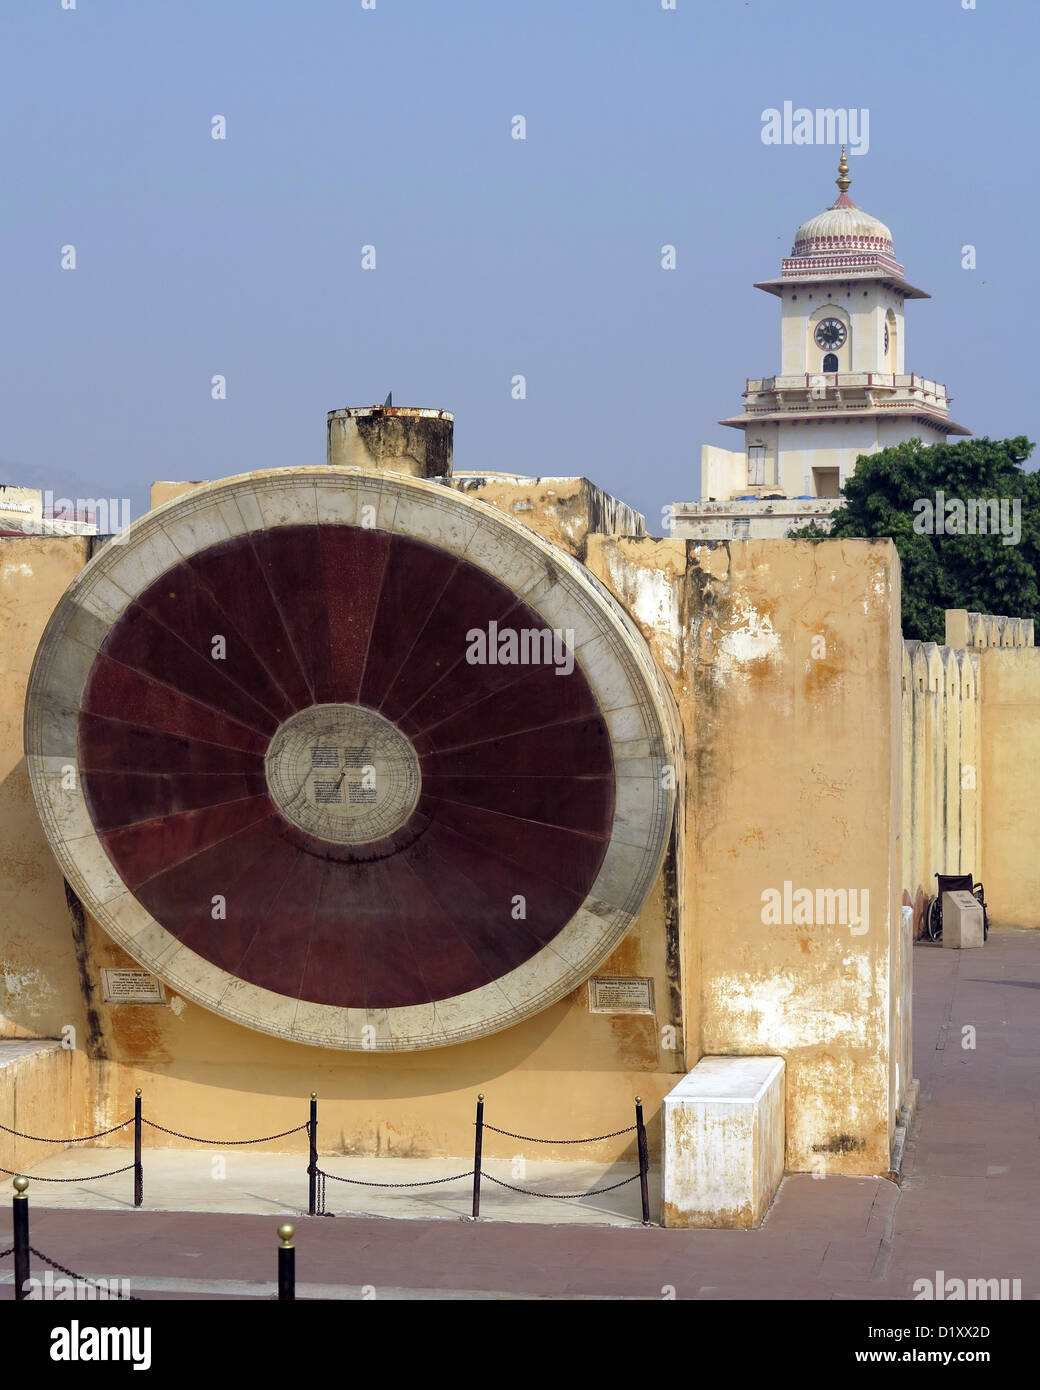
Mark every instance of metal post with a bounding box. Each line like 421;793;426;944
635;1097;650;1226
133;1089;143;1209
277;1224;295;1301
12;1176;30;1301
307;1093;317;1217
471;1093;484;1220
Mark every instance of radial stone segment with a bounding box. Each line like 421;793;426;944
24;468;677;1050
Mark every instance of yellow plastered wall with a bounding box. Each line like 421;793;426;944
958;653;980;880
0;1045;89;1172
901;639;981;925
588;535;905;1174
0;537;101;1164
0;537;95;1048
899;607;1040;932
978;647;1040;927
150;482;205;509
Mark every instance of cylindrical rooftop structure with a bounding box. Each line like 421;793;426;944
327;405;453;479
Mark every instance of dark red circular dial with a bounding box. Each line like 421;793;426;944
78;526;615;1011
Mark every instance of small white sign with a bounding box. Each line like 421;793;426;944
589;976;655;1015
100;969;166;1005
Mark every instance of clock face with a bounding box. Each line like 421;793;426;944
814;318;847;350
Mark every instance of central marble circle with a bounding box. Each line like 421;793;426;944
265;704;421;846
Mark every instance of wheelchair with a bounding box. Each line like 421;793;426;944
925;873;988;942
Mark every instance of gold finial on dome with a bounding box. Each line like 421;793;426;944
836;145;851;194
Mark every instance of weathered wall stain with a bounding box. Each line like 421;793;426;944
63;881;107;1060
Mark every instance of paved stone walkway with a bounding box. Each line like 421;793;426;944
1;929;1037;1299
2;1149;655;1227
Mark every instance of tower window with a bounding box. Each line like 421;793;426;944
822;353;839;372
813;467;840;499
747;445;766;485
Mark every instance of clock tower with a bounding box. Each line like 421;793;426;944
672;150;970;539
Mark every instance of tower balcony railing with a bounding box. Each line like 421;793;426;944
744;373;950;407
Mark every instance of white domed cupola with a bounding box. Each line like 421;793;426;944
789;149;898;272
753;149;930;304
716;150;971;500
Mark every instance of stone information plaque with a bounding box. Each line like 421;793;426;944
589;976;654;1014
100;969;167;1005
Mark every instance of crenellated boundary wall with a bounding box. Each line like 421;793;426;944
903;609;1039;933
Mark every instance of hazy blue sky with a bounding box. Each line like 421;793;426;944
2;0;1036;531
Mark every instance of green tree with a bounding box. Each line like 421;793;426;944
788;437;1039;641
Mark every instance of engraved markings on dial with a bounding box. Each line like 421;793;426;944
265;704;421;845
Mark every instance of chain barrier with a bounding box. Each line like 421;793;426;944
483;1171;641;1199
0;1247;12;1259
0;1163;135;1183
0;1119;132;1144
474;1097;651;1222
0;1096;652;1227
482;1123;635;1144
140;1119;309;1145
316;1166;474;1189
29;1246;139;1301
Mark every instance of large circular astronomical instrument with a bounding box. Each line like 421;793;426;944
25;468;676;1050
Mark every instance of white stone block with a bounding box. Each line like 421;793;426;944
942;890;984;948
662;1055;785;1229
